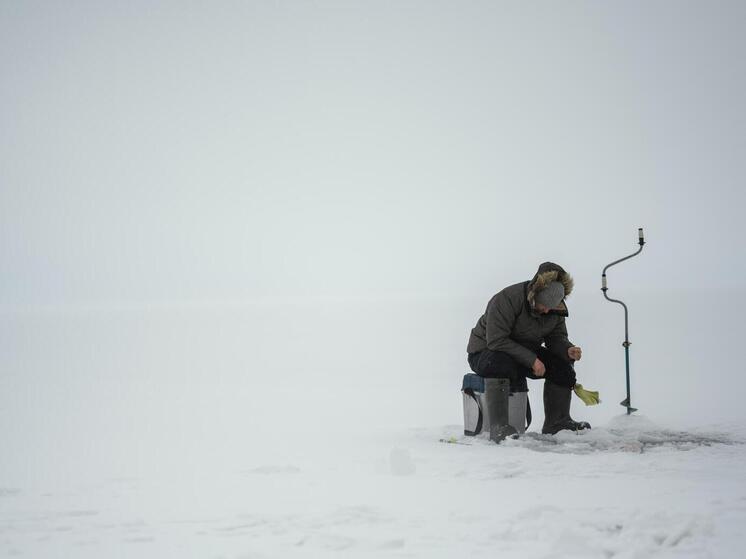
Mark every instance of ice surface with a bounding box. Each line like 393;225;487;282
489;414;741;454
1;416;744;558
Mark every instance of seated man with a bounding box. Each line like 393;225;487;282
467;262;590;434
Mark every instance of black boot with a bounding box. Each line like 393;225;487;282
542;380;591;435
485;378;518;443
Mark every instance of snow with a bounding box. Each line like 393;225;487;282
1;412;744;557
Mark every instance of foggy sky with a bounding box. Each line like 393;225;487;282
2;0;745;308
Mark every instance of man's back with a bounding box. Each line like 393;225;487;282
467;262;574;368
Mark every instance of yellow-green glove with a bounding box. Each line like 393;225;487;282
573;383;600;406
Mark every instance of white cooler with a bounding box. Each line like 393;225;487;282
462;373;529;436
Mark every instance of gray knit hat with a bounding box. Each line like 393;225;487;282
535;280;565;309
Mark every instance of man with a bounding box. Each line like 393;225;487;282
467;262;590;434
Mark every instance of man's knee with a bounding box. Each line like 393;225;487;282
539;351;576;387
473;350;524;385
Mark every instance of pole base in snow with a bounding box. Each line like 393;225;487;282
620;397;638;414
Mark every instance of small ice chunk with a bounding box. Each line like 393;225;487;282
389;447;415;476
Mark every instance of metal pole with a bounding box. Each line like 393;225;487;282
601;228;645;415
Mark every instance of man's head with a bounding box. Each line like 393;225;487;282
534;280;565;313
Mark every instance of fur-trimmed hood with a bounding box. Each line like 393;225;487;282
526;262;574;315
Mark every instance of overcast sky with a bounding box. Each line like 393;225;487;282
2;0;744;308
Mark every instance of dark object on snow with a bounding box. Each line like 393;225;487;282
466;262;575;369
602;228;646;415
465;261;589;436
542;381;591;435
485;378;518;443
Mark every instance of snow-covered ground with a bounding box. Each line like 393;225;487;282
1;416;744;558
1;298;744;558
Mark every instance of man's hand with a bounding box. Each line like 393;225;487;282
532;358;546;377
568;346;582;361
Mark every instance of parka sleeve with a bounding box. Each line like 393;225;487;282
485;293;537;368
545;317;574;361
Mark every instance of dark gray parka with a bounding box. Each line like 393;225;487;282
466;262;575;368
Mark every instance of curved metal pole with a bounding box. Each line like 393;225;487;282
601;228;645;415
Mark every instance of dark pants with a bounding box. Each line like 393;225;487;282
467;347;576;391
